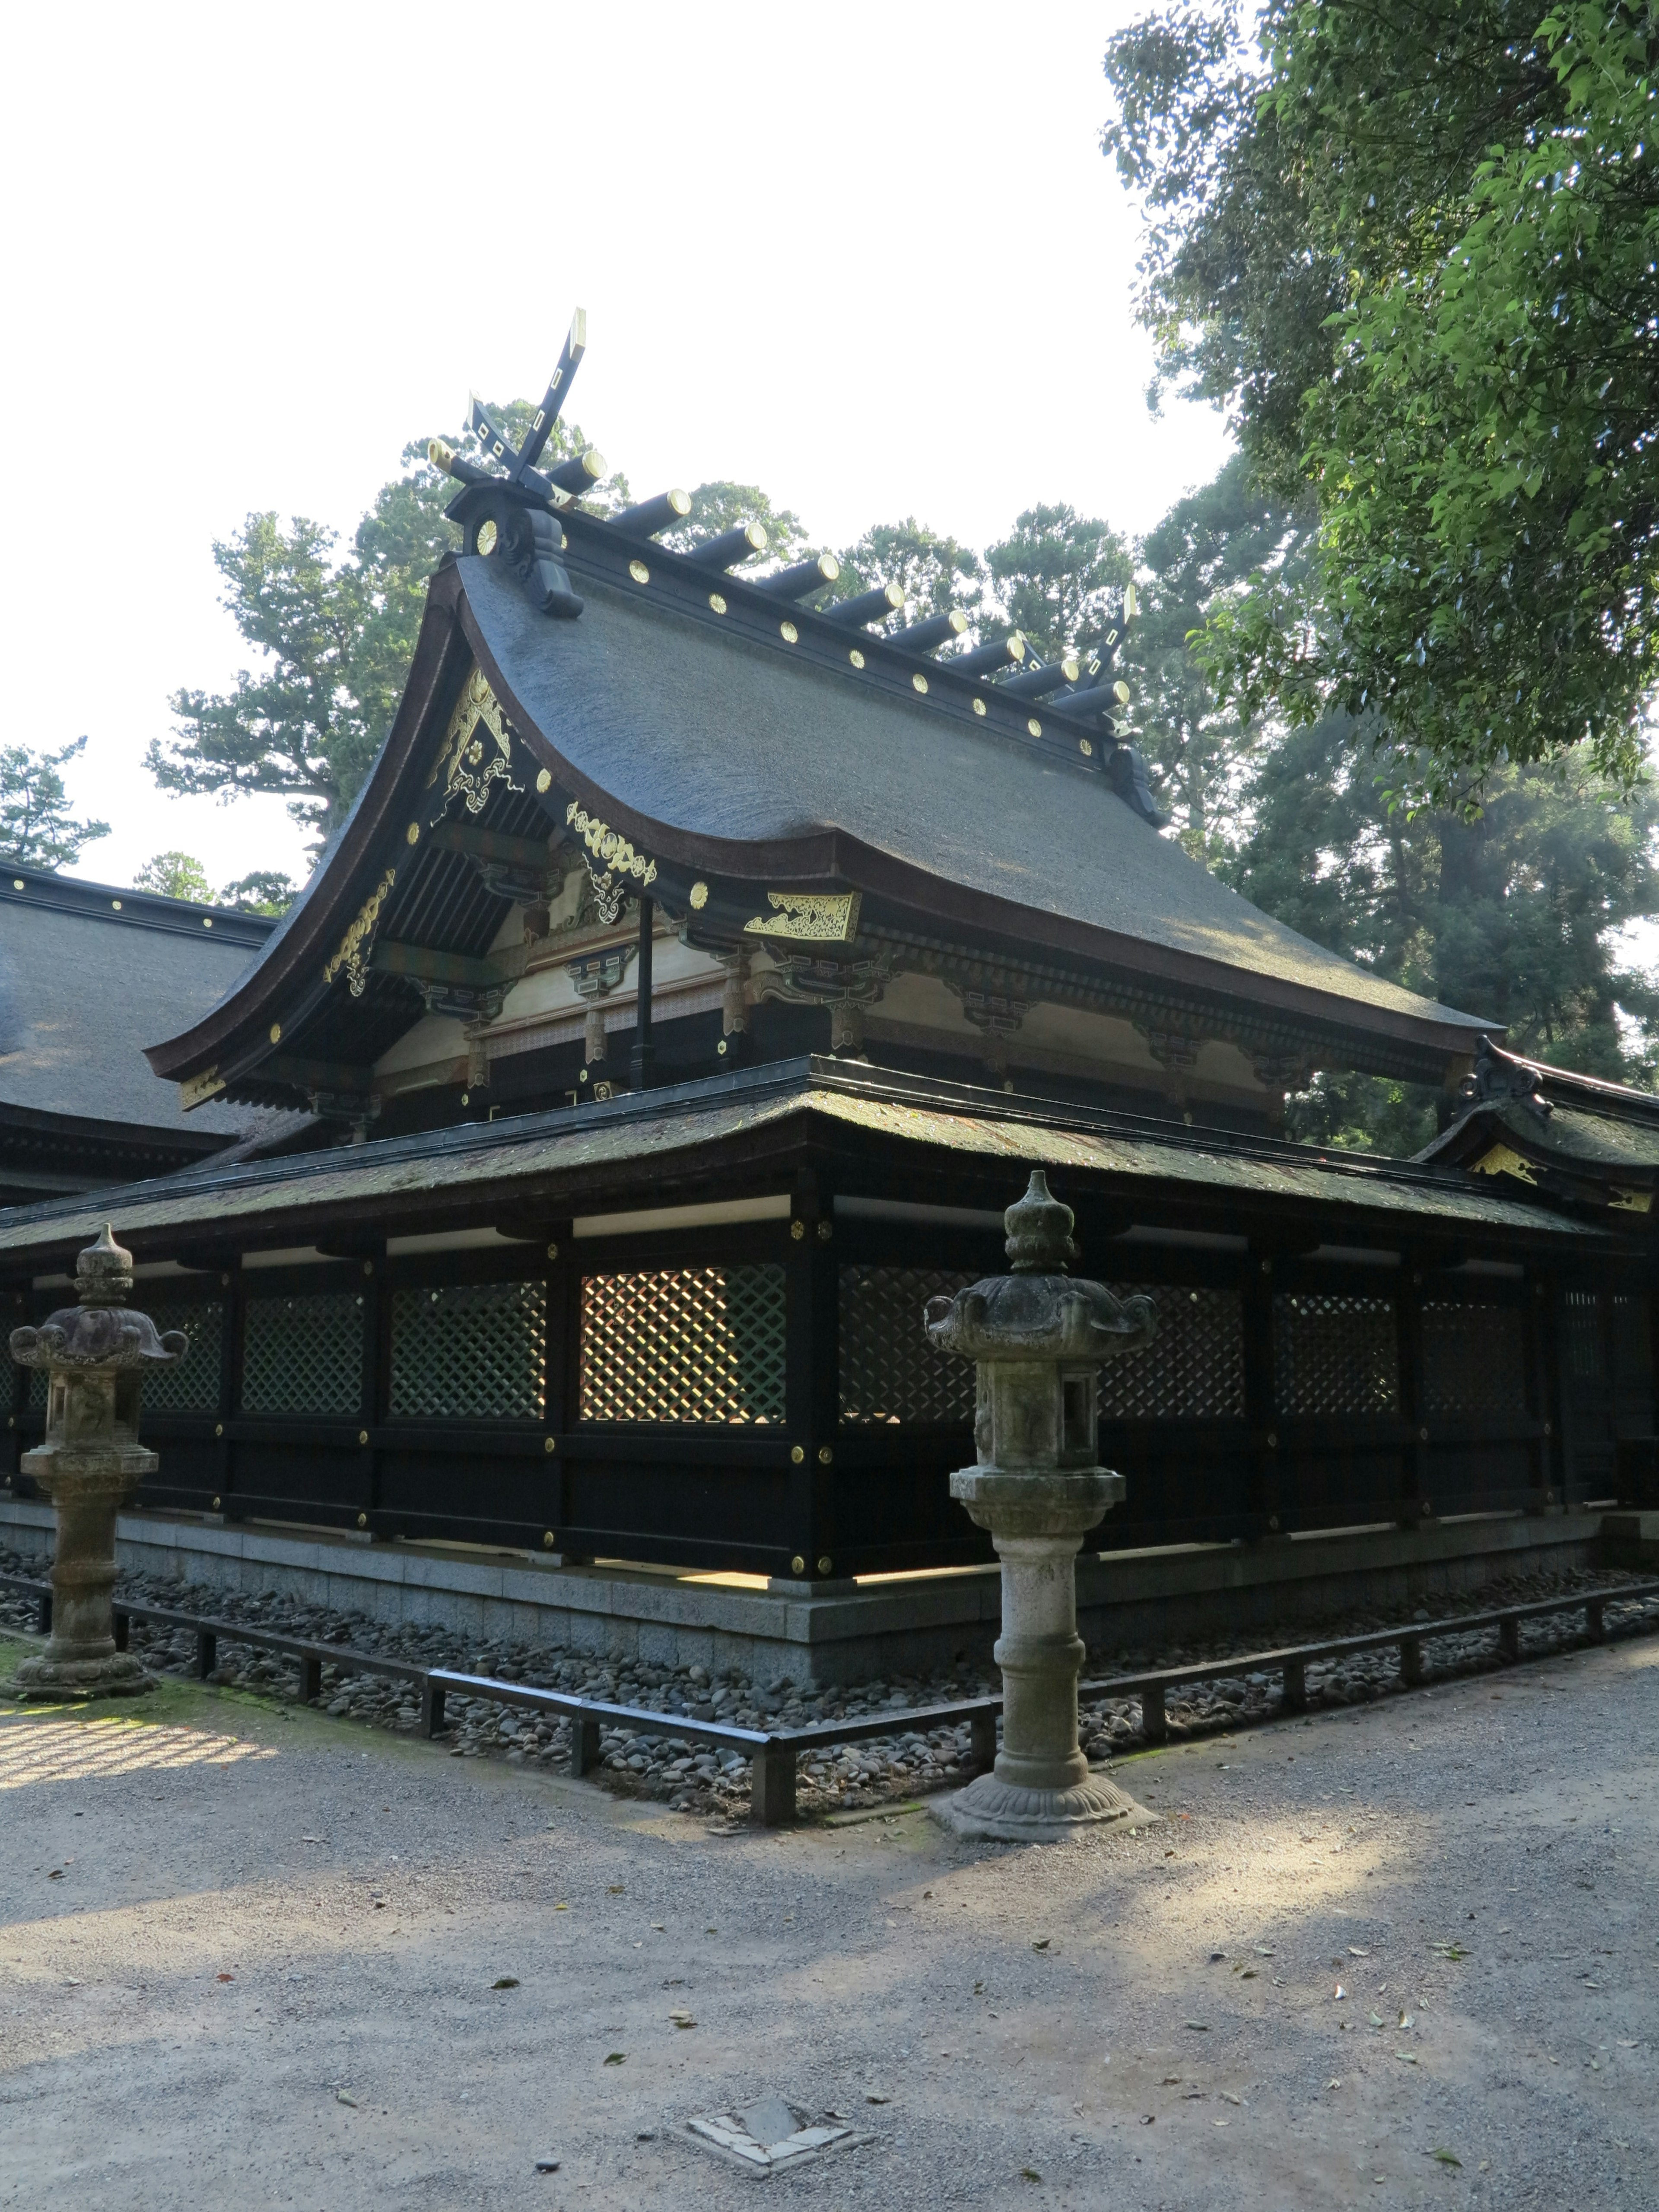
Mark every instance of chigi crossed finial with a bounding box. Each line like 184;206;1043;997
428;308;593;618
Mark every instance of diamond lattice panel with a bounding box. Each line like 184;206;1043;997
579;1265;786;1425
241;1291;365;1416
140;1298;224;1413
839;1268;978;1426
1421;1302;1528;1417
1274;1292;1398;1416
391;1281;546;1420
1099;1284;1245;1421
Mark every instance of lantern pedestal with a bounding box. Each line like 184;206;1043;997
924;1174;1159;1845
942;1470;1150;1841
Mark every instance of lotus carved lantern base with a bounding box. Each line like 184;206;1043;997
924;1173;1159;1844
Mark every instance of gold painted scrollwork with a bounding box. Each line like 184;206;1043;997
431;665;520;815
324;866;397;997
565;799;658;925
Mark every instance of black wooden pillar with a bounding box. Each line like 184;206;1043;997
784;1170;840;1582
1527;1268;1564;1513
1242;1251;1280;1536
1396;1262;1430;1525
630;896;655;1090
543;1222;580;1557
359;1255;383;1533
218;1265;243;1519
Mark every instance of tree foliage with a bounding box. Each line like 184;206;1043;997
984;505;1133;663
149;406;611;845
836;518;987;623
134;850;213;902
0;737;109;870
1104;0;1659;807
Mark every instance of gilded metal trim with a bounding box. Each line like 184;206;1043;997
1470;1142;1539;1187
742;890;862;944
179;1067;226;1111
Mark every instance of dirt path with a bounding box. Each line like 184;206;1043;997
3;1628;1654;2210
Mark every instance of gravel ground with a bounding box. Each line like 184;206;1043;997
3;1621;1656;2211
0;1551;1651;1819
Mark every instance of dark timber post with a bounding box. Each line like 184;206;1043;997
783;1170;839;1583
359;1256;382;1534
218;1265;242;1520
1528;1268;1564;1514
1397;1262;1430;1526
1243;1252;1280;1538
629;896;655;1091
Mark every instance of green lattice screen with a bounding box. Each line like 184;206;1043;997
139;1297;225;1413
390;1281;547;1420
838;1266;976;1425
241;1290;365;1415
579;1265;786;1424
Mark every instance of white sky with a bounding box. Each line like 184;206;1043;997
1;0;1231;896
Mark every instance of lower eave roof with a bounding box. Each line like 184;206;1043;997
0;1059;1599;1271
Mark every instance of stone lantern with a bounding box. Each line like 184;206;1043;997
8;1226;186;1699
924;1171;1157;1842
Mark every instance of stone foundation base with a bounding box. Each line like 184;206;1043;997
10;1650;155;1700
937;1767;1154;1843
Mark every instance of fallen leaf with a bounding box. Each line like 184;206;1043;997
1220;2092;1243;2106
1399;2012;1414;2031
650;1923;665;1932
668;2010;696;2028
1369;2012;1385;2029
1432;2148;1461;2168
603;2053;626;2066
492;1977;520;1990
1253;1945;1274;1958
555;1903;569;1912
1185;2021;1210;2032
1020;2171;1042;2183
335;2091;357;2108
1032;1939;1051;1952
973;1980;985;1995
1349;1946;1370;1958
217;1973;234;1983
865;2091;890;2105
1326;2078;1343;2090
1161;2076;1182;2087
1394;2051;1419;2065
607;1885;625;1894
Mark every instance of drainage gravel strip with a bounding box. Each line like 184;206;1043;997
2;1550;1655;1822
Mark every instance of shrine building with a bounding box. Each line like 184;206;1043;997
2;337;1654;1670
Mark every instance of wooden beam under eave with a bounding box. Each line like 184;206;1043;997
371;940;522;988
427;821;555;871
262;1054;379;1093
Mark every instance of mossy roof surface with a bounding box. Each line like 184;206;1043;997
0;1065;1590;1262
1501;1100;1659;1171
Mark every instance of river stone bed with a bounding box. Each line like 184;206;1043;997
1;1551;1653;1820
